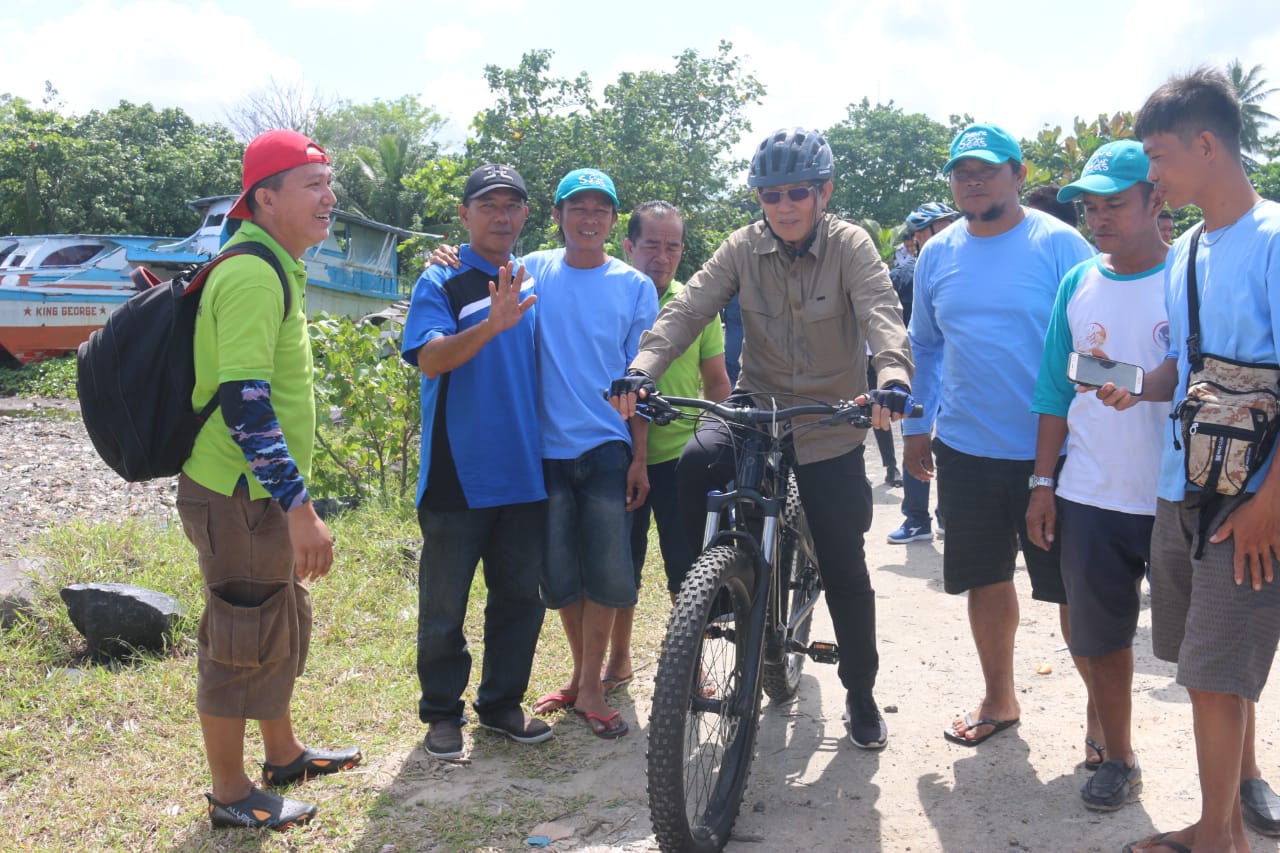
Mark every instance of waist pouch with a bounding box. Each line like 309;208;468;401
1174;353;1280;496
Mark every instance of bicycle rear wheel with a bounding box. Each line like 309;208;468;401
648;544;761;853
762;474;821;702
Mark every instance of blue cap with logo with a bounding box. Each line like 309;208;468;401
1056;140;1151;202
554;168;619;206
943;124;1023;176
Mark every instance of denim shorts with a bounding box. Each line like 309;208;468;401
542;441;637;609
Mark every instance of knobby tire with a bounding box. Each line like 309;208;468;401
648;545;761;853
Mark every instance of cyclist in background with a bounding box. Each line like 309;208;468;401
610;127;913;750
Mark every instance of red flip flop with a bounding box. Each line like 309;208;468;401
575;709;629;740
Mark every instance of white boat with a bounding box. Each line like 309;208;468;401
0;196;420;364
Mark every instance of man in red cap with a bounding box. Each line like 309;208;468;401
176;129;361;831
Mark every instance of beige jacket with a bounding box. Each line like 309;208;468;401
631;214;912;464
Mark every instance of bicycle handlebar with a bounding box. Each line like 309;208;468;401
635;392;923;430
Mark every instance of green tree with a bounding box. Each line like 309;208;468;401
0;94;79;234
1227;59;1278;157
0;96;239;236
823;100;952;228
314;96;448;231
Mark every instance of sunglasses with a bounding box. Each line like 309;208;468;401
759;186;816;205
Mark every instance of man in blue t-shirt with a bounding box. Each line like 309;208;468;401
1117;68;1280;853
401;164;553;761
524;169;658;740
905;124;1094;748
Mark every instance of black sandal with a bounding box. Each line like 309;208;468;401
206;787;317;831
262;745;362;787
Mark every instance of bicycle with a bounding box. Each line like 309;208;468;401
638;391;919;853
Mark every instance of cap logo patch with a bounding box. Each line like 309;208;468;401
577;172;607;188
1084;151;1114;175
956;131;988;152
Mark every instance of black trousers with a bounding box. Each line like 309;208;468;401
675;417;878;693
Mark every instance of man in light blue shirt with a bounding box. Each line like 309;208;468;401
904;124;1093;748
1117;67;1280;853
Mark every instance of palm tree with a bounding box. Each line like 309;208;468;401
1226;59;1278;157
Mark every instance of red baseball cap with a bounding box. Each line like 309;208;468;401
228;129;331;220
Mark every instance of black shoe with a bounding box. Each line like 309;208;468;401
884;466;902;487
1081;759;1142;811
1242;778;1280;836
478;707;553;745
206;787;317;831
424;717;465;759
261;745;362;788
845;691;888;750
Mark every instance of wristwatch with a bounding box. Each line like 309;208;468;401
1028;474;1055;490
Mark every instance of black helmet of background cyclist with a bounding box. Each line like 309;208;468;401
747;127;835;188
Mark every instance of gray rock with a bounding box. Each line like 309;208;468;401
0;557;53;629
59;582;183;659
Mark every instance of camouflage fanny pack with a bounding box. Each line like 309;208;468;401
1174;223;1280;496
1175;354;1280;495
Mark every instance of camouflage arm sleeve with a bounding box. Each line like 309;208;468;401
218;380;310;512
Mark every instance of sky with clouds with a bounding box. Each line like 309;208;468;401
4;0;1279;164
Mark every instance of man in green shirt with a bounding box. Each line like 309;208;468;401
601;201;731;691
180;130;360;831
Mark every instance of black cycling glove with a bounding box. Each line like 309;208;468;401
868;387;911;415
609;369;656;399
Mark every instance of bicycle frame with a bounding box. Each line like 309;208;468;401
690;420;792;718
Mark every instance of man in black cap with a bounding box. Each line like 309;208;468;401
401;164;553;760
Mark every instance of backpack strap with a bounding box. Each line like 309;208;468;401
190;242;294;426
1184;223;1206;373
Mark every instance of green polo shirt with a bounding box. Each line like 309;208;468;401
183;221;315;498
650;281;725;465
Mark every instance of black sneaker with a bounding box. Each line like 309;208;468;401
206;787;317;831
424;718;465;759
845;691;888;750
478;707;554;745
1081;758;1142;811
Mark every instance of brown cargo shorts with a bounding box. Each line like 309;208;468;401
177;474;311;720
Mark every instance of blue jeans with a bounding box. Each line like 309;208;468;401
630;457;692;595
543;441;637;609
901;468;932;527
416;501;547;723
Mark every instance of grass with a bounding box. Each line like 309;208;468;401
1;503;672;851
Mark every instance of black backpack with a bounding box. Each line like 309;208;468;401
76;242;289;482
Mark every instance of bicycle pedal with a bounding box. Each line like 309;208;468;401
806;640;840;664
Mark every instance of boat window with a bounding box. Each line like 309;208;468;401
323;219;349;254
0;242;15;266
204;213;225;229
41;244;104;267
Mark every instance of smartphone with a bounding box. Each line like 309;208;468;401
1066;352;1144;394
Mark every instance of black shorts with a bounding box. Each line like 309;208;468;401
933;439;1066;603
1059;498;1151;657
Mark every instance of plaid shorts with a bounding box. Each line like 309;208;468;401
1150;495;1280;701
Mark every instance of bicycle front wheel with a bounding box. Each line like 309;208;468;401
648;544;762;853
